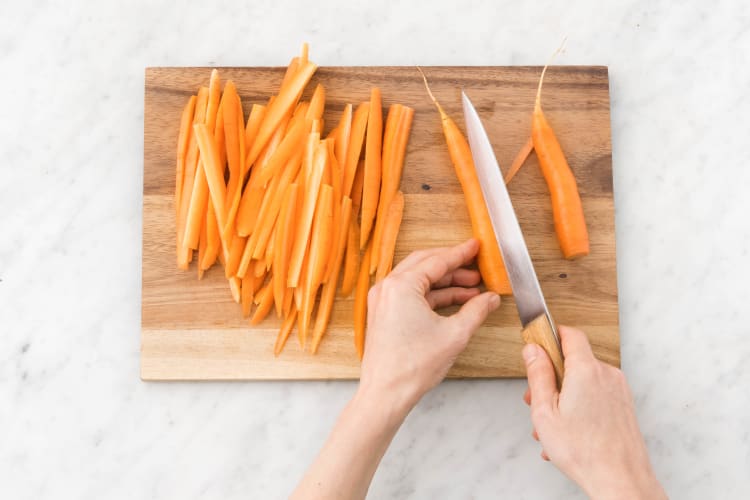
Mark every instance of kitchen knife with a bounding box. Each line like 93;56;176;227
461;92;565;386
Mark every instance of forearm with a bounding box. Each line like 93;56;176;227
291;387;409;500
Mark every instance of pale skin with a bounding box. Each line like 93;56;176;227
292;239;666;499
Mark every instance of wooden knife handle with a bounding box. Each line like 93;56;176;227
521;314;565;389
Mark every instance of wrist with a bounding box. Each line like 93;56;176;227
583;467;665;500
354;381;414;429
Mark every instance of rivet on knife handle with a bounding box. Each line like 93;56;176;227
521;314;565;389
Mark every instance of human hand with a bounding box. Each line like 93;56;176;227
523;326;666;499
357;239;501;418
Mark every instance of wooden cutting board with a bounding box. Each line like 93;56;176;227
142;66;619;380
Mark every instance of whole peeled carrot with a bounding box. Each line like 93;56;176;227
419;69;512;295
532;65;589;259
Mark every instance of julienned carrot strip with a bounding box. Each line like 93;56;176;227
256;118;305;187
353;242;372;360
249;111;292;188
273;183;299;316
214;96;227;181
300;184;334;345
280;57;300;90
283;285;294;318
420;69;512;295
222;82;243;237
274;306;298;356
375;191;405;282
343;102;370;196
532;65;589;260
311;196;353;353
205;69;222;134
236;184;265;238
228;276;241;304
265;226;275;271
244;104;267;176
225;233;247;278
200;199;220;270
324;139;343;283
250;281;274;325
197;204;207;280
177;86;208;269
250;148;304;261
241;273;254;317
246;61;317;167
505;136;534;185
306;84;326;122
360;88;382;248
303;132;319;187
340;216;360;296
193;124;227;235
369;104;403;273
350;159;366;215
175;95;197;215
288;141;327;287
334;104;353;167
244;171;283;261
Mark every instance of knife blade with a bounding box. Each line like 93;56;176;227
461;91;564;383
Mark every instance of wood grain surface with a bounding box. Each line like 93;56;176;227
142;65;619;380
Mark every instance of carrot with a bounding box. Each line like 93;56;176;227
311;196;353;353
264;225;275;271
274;306;298;356
246;61;317;167
223;85;246;236
175;95;197;215
324;139;343;283
197;204;207;279
419;69;512;295
250;110;293;189
214;98;227;175
505;136;534;184
236;184;265;238
350;159;366;215
244;104;267;174
334;104;353;166
228;276;241;304
306;84;326;122
532;64;590;259
353;242;372;359
288;141;327;287
200;199;220;270
250;280;274;325
241;273;254;317
225;234;248;278
300;184;333;346
273;183;299;316
369;104;404;273
360;88;382;248
283;286;294;319
205;69;222;134
243;168;284;261
256;118;305;188
342;102;370;196
280;57;300;90
375;191;405;282
176;86;208;268
340;215;360;297
193;124;227;237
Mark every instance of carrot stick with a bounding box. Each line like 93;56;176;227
205;69;222;134
225;233;248;278
342;102;370;196
274;306;298;356
306;84;326;122
375;191;405;282
360;88;382;248
244;104;267;175
334;104;353;166
353;242;372;360
241;273;254;317
350;159;366;215
532;64;590;259
222;82;243;237
197;203;207;279
340;216;360;296
246;61;317;167
243;167;284;260
324;139;343;283
369;104;403;273
419;69;512;295
283;286;294;319
200;198;220;270
175;95;197;215
280;57;300;90
250;281;274;325
236;184;265;237
264;225;275;271
505;136;534;184
193;124;227;235
311;196;353;353
214;98;227;175
288;141;327;287
256;118;305;188
177;86;209;268
300;184;334;345
228;276;241;304
273;183;299;316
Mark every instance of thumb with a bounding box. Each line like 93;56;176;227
523;343;559;419
448;291;501;340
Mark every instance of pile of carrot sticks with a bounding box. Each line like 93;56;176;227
174;44;414;357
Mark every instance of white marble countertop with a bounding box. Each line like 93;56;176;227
2;1;749;498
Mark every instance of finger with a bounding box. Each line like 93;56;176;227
532;428;539;441
446;291;501;338
558;325;595;362
523;343;559;419
431;268;481;289
392;239;480;276
523;387;531;406
408;239;480;286
541;450;550;461
426;287;480;309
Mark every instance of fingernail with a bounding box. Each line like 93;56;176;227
489;293;501;310
522;344;538;364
